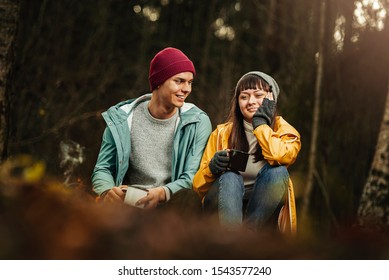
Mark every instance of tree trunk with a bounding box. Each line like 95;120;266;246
341;0;355;54
301;0;326;221
264;0;280;73
357;82;389;230
0;0;20;164
197;0;217;110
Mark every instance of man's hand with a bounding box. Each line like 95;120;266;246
101;186;127;202
136;186;166;209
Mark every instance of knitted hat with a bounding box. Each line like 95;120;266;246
236;71;280;102
148;47;196;91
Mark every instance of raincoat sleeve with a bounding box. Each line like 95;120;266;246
192;128;221;198
165;113;212;194
91;127;117;195
253;116;301;166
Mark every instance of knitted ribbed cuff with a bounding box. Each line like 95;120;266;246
252;117;268;129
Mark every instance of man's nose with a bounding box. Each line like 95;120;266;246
182;82;191;93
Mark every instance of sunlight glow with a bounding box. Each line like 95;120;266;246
143;6;160;22
333;15;346;51
213;18;235;41
132;5;160;22
354;0;386;31
133;5;141;14
235;2;241;12
333;0;387;51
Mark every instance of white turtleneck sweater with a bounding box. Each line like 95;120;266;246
241;120;266;186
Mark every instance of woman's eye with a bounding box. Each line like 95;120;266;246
256;92;267;98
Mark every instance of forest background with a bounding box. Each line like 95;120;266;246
0;0;389;259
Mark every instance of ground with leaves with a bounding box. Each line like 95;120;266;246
1;158;388;260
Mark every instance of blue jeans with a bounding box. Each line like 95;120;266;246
204;163;289;230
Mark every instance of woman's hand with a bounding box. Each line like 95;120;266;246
209;150;230;176
252;94;276;129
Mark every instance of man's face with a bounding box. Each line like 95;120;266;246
157;72;194;108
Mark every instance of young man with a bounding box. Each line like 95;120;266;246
92;47;212;210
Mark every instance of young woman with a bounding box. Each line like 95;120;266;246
193;71;301;233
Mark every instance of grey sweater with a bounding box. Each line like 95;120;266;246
126;101;178;196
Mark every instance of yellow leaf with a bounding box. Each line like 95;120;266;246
23;161;46;183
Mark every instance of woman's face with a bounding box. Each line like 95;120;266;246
238;88;271;122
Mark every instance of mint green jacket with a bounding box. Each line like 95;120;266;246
91;94;212;196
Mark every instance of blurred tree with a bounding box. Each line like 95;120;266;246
341;0;356;54
0;0;19;163
302;0;329;227
357;82;389;230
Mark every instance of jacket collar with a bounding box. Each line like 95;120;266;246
103;93;201;125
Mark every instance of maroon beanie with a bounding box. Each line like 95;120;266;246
148;47;196;91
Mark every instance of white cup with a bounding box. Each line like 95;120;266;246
123;185;149;208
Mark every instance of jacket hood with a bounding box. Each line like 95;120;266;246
237;71;280;101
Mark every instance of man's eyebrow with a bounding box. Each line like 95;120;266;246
175;77;193;82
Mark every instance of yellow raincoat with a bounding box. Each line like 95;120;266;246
193;116;301;234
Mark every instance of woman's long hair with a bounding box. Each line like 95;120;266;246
227;74;275;161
